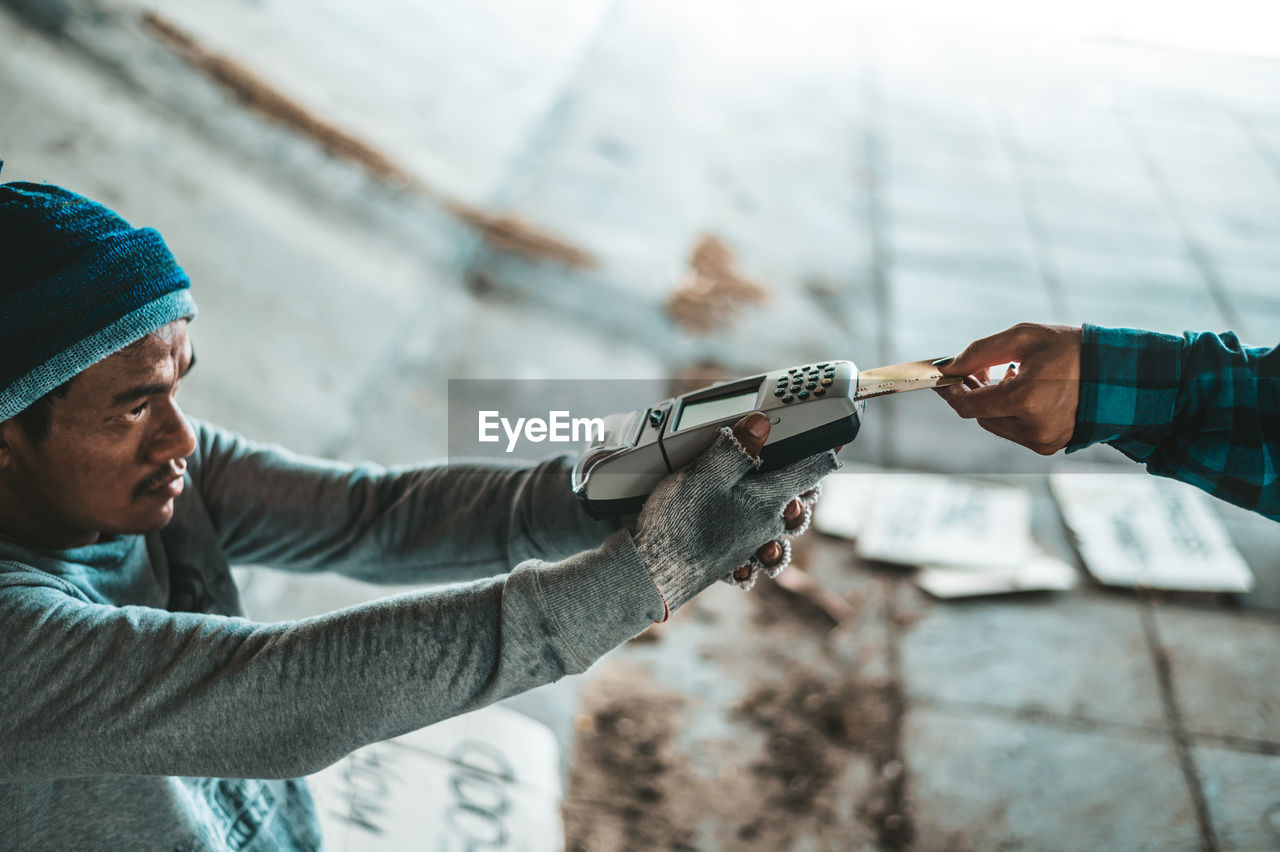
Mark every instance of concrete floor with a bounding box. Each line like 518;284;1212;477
1;0;1277;848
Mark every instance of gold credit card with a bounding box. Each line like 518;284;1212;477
855;357;963;400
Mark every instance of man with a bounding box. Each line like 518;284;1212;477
935;322;1278;520
0;177;838;850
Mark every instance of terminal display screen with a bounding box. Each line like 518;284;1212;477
674;389;759;431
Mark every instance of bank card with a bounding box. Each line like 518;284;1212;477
855;357;963;400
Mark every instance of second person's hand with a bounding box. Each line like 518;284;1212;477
935;322;1083;455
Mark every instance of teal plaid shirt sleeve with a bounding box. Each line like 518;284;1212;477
1066;324;1279;520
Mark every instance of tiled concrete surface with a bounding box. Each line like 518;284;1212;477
2;0;1277;847
1152;607;1280;745
899;592;1167;730
904;706;1203;851
1196;745;1280;850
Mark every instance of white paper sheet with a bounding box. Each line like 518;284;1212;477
812;463;882;540
853;474;1034;570
915;551;1079;598
1050;471;1254;592
309;705;562;852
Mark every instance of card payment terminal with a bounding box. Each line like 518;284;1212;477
571;360;861;516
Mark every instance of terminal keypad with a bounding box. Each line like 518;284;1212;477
775;361;841;403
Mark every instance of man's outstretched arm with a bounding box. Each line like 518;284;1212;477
936;322;1278;520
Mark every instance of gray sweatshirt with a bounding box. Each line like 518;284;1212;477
0;419;665;850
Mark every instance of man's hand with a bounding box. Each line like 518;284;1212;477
729;414;812;581
632;411;838;616
935;323;1083;455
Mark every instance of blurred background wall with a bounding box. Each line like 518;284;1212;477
3;0;1276;469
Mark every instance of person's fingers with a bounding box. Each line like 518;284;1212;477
932;324;1082;456
935;380;1027;420
730;538;793;588
758;539;784;566
690;416;768;487
784;497;806;529
731;412;771;459
783;497;813;537
933;367;992;398
762;538;792;578
938;324;1037;378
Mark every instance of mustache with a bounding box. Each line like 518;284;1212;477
134;459;187;498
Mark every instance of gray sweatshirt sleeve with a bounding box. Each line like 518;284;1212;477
187;419;622;583
0;530;663;781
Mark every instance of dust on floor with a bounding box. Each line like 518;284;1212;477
563;565;914;851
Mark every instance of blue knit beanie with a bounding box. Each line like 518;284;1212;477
0;166;197;420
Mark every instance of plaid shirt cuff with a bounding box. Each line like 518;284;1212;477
1066;324;1183;457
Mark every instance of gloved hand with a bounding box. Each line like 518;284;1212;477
731;478;824;582
633;411;840;618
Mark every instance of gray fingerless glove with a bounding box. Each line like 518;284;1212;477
730;479;827;591
633;427;841;618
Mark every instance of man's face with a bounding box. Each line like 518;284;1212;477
0;320;197;549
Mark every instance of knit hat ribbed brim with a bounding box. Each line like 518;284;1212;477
0;170;196;420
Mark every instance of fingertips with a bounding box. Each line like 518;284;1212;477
762;538;792;578
758;539;784;564
935;381;973;414
728;535;796;591
783;498;813;537
938;339;990;377
783;494;815;537
728;562;761;590
699;425;766;484
936;352;969;377
938;380;1024;420
939;325;1027;377
731;412;770;458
